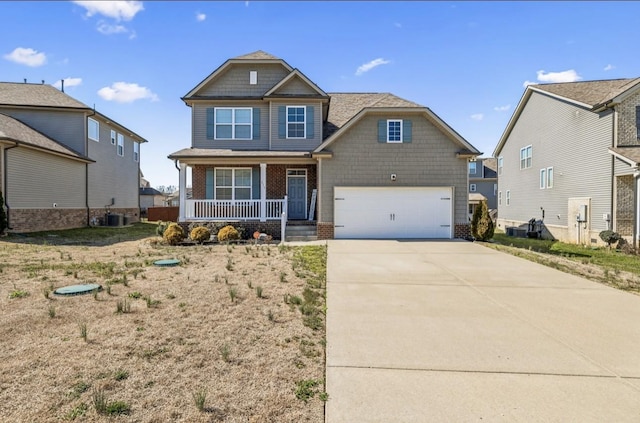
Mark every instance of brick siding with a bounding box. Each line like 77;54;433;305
617;91;640;147
616;175;634;236
8;208;87;232
317;222;334;240
454;223;471;239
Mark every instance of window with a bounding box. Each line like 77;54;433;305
249;71;257;85
498;157;503;175
540;168;546;189
498;191;502;206
214;168;251;200
117;133;124;157
286;106;306;139
470;184;477;192
520;145;532;169
469;161;477;174
506;190;511;206
387;119;402;143
110;130;116;145
88;118;99;141
493;183;497;196
215;108;252;139
547;167;553;188
133;142;139;162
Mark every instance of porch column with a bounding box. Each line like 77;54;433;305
635;170;639;248
260;163;267;222
178;162;187;222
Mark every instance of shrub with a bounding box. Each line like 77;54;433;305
190;226;211;244
599;230;622;248
471;201;494;241
156;220;168;236
0;190;6;235
163;223;185;245
217;225;239;242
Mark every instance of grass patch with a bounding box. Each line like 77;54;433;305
11;222;157;246
295;379;322;402
9;288;29;299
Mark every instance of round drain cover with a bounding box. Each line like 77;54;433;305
153;259;180;267
54;283;102;296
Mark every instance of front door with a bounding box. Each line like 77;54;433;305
287;170;307;219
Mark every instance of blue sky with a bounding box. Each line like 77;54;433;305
3;1;640;188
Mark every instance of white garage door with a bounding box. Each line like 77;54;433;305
334;187;453;239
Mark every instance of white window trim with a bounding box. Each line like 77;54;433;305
214;168;252;200
470;183;477;192
506;190;511;206
286;106;306;139
498;191;502;206
88;117;99;142
547;167;554;189
249;70;257;85
117;133;124;157
110;129;116;145
133;142;139;162
540;168;546;189
493;183;497;196
498;156;503;176
387;119;403;143
214;107;253;140
469;162;477;174
520;145;532;170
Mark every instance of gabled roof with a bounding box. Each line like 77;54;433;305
0;82;89;109
183;50;293;99
264;69;328;98
482;157;497;172
316;93;480;156
139;187;163;196
0;113;93;162
494;78;640;156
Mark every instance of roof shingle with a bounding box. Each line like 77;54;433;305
533;78;640;107
233;50;281;61
0;82;89;109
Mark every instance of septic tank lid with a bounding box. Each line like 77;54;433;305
54;283;102;296
153;259;180;267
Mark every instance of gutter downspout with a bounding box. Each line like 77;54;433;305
611;108;617;235
3;143;18;230
634;169;639;249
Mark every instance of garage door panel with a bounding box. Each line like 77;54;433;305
334;187;453;239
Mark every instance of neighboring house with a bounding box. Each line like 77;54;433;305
0;82;147;232
494;78;640;246
168;51;480;239
469;157;497;210
139;187;165;213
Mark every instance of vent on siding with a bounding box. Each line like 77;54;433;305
249;71;257;85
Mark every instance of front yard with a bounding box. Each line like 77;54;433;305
0;223;326;422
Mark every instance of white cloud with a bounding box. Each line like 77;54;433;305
196;12;206;22
604;64;615;71
73;1;144;21
493;104;511;112
98;82;158;103
355;58;391;76
97;21;128;35
523;80;536;88
53;77;83;90
3;47;47;67
535;69;582;83
471;113;484;121
394;22;402;28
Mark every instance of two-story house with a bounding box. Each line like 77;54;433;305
0;82;147;232
468;157;498;219
494;78;640;247
169;51;481;240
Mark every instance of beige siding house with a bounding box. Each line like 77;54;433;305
0;82;147;232
169;51;480;240
494;78;640;246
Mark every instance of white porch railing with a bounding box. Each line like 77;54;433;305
185;199;286;221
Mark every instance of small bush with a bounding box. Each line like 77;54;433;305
217;225;240;242
163;223;185;245
599;230;622;248
471;201;494;241
156;220;168;236
190;226;211;244
0;190;7;235
193;387;207;412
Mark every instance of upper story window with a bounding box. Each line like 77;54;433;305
498;157;503;175
88;118;99;141
469;161;477;174
540;168;546;189
286;106;306;139
520;146;532;169
214;168;251;200
110;130;116;145
387;119;402;143
470;183;477;192
134;142;139;162
117;133;124;157
215;107;252;140
546;167;553;188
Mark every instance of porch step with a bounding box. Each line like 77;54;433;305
285;223;317;242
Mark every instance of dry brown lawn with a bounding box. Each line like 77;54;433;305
0;229;326;422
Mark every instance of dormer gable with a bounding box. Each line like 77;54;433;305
264;69;328;99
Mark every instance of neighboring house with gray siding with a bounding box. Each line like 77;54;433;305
468;157;497;218
0;82;147;232
494;78;640;247
169;51;480;239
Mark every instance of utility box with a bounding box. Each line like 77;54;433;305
578;205;588;222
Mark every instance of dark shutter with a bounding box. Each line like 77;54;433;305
378;119;386;143
206;108;214;140
278;106;286;139
306;106;315;139
402;120;412;143
205;168;214;199
252;108;260;140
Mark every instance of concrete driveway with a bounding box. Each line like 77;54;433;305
325;240;640;422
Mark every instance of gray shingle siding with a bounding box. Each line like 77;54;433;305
198;64;290;97
497;91;613;233
192;103;269;150
273;78;319;96
474;181;497;210
319;112;468;224
270;102;322;150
